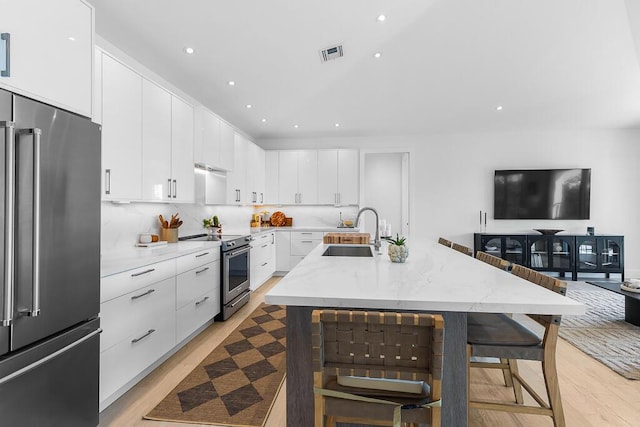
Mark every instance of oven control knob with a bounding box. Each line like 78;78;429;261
228;242;235;247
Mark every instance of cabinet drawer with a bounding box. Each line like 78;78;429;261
291;238;322;256
101;259;176;303
251;242;273;266
176;260;220;309
100;276;175;353
291;231;324;241
176;289;220;343
252;232;273;244
99;309;175;404
177;248;220;274
251;258;275;291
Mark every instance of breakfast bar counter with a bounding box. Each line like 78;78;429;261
265;240;585;426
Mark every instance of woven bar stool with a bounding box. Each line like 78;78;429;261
467;264;567;427
451;242;473;256
437;237;452;248
312;310;444;427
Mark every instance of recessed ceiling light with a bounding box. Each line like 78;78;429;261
228;81;235;86
68;36;76;41
373;52;381;59
183;47;194;54
246;104;252;109
496;105;503;111
261;118;267;123
377;14;386;22
335;123;340;127
294;124;299;129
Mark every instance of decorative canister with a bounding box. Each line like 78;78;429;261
159;228;179;243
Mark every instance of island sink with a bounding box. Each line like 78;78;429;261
322;245;373;257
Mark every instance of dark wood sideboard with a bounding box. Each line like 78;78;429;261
474;233;624;281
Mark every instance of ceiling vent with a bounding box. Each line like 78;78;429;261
319;44;344;63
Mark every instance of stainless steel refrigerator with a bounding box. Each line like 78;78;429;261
0;88;101;426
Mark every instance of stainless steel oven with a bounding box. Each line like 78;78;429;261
178;234;252;320
220;235;251;320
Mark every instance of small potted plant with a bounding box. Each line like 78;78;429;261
203;215;222;235
385;234;408;263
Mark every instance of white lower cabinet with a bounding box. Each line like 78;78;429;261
176;249;221;343
99;274;176;407
276;231;323;272
99;247;221;410
250;232;275;289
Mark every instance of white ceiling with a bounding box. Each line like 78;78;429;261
88;0;640;141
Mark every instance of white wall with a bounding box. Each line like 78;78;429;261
260;129;640;277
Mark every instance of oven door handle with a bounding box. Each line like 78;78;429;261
226;246;250;257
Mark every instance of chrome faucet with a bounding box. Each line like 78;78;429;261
356;207;381;253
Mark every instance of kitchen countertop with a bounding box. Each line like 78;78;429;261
101;241;221;278
265;239;585;315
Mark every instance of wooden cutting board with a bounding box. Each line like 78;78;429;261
323;233;371;244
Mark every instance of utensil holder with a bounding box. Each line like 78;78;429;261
160;228;178;243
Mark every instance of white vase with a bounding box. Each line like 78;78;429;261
388;244;409;263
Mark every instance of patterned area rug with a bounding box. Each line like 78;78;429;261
560;285;640;380
145;304;286;426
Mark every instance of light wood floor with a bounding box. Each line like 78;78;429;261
100;278;640;427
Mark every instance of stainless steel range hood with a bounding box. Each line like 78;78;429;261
195;165;227;205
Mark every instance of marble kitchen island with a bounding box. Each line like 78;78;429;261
265;240;585;426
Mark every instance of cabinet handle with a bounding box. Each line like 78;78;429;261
195;252;210;258
261;262;268;267
131;268;155;277
261;244;268;248
338;193;341;204
131;289;155;300
105;169;111;195
260;192;264;204
167;178;172;198
131;329;155;344
195;296;209;306
1;33;10;77
301;232;313;235
173;179;177;198
236;189;240;202
334;193;338;204
301;240;313;243
195;267;209;275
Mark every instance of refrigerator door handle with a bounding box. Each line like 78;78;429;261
0;328;102;386
1;121;15;327
17;128;42;317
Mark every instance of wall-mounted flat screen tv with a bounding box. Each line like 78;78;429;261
494;168;591;219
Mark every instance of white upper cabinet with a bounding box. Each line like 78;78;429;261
246;142;265;204
277;150;318;204
170;96;195;203
219;120;235;171
264;151;279;204
140;81;195;203
318;149;359;205
226;133;248;204
194;108;235;172
101;53;142;201
141;79;172;201
0;0;93;117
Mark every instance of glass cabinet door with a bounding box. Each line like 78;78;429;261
504;237;524;265
482;238;502;257
550;238;571;270
601;238;621;270
578;239;597;270
529;237;549;268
